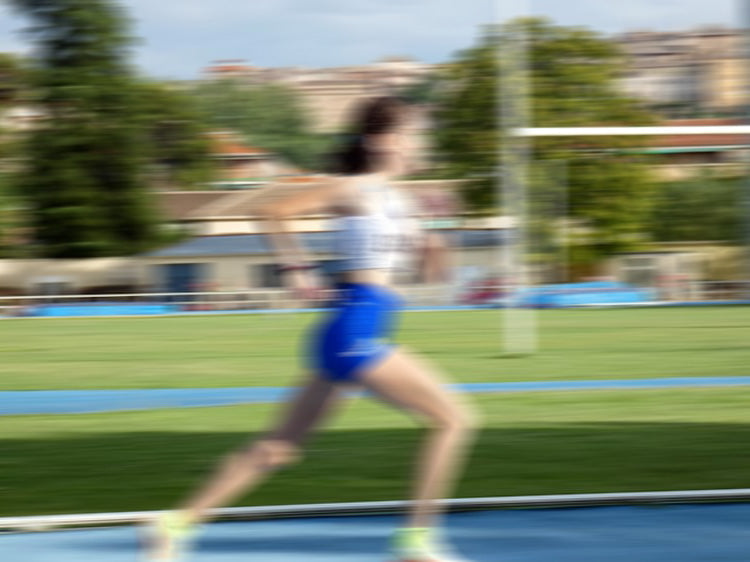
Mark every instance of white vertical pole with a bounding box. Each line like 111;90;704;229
743;0;750;300
497;5;537;354
557;159;569;284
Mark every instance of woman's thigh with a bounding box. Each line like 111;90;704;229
359;348;476;428
265;374;345;445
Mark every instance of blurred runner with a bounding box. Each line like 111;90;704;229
143;96;478;562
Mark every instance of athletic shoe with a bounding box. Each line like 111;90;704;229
390;527;471;562
141;510;197;561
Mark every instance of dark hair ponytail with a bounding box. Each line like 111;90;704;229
328;96;409;175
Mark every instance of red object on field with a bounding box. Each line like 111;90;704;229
460;276;503;305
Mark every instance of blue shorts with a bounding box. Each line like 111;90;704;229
307;283;403;383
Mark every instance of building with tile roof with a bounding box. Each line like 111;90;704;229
206;131;304;189
630;118;749;180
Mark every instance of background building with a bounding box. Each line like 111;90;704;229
206;131;303;189
201;57;435;133
615;26;746;116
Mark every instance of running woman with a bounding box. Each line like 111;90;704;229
144;96;478;562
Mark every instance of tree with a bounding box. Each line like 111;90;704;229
398;73;443;105
0;54;31;257
431;37;497;208
649;174;743;243
193;79;334;171
433;18;657;263
134;81;214;189
10;0;160;258
0;53;30;106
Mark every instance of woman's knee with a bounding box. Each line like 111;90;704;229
458;402;482;433
234;439;302;471
428;401;481;435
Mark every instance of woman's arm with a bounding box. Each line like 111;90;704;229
256;176;347;264
253;177;348;298
397;188;453;285
255;176;348;218
417;231;453;284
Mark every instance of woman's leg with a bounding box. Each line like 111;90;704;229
178;374;343;523
360;348;478;530
145;374;343;560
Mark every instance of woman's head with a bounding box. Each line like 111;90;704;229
330;96;420;176
352;96;409;136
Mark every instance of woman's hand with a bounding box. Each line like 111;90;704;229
283;269;327;303
417;232;452;284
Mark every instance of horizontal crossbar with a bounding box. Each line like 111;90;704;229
516;126;750;137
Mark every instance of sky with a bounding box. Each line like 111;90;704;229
0;0;741;80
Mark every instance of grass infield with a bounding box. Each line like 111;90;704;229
1;307;749;390
2;307;750;516
4;389;750;516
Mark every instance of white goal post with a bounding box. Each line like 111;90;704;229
500;122;750;354
496;0;750;354
517;126;750;137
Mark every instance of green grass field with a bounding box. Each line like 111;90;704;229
2;307;750;517
1;307;749;390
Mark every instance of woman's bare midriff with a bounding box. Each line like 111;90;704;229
342;269;392;287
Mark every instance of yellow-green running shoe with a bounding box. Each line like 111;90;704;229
141;511;197;561
390;527;471;562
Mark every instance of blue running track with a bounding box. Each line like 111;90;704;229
4;376;750;415
2;503;750;561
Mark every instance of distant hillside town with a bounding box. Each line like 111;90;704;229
614;26;746;116
189;25;748;134
198;56;435;133
4;25;745;135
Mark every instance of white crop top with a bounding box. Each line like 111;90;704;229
333;181;420;274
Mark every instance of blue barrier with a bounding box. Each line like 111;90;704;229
25;302;181;317
512;282;657;308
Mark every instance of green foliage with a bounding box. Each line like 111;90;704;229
432;39;497;208
0;57;20;254
0;170;24;257
398;73;443;105
193;79;334;170
10;0;160;257
0;53;30;106
0;54;32;255
649;174;744;243
133;81;214;189
433;18;658;262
